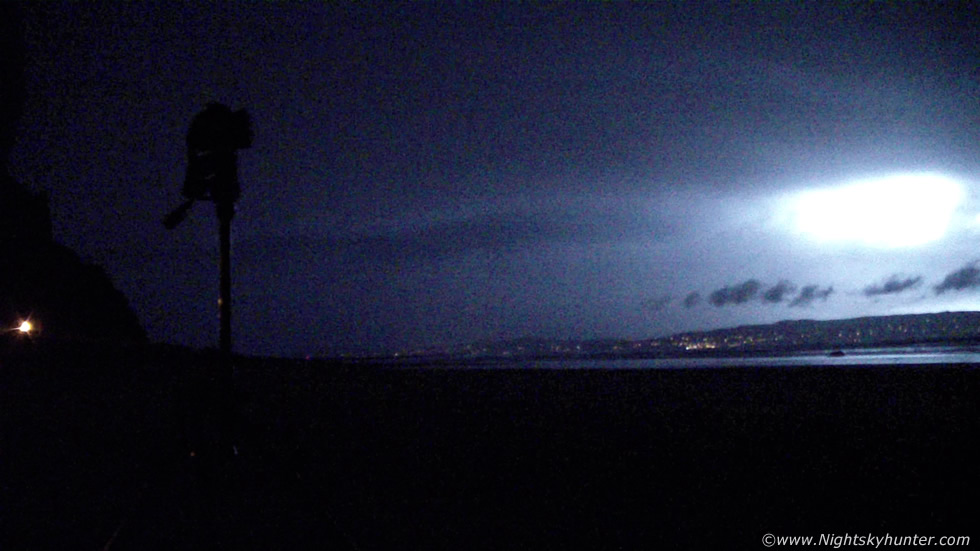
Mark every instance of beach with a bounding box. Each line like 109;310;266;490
3;346;977;549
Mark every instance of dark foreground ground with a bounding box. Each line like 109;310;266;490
3;344;977;549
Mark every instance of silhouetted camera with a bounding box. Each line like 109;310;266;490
164;104;253;229
182;103;252;203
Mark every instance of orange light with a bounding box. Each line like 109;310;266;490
17;320;33;334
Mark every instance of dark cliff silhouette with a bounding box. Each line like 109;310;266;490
0;5;145;346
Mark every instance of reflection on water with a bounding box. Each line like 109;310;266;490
453;345;980;369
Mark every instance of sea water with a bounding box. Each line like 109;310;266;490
391;344;980;369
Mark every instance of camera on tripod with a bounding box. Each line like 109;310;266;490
164;103;252;229
183;103;252;203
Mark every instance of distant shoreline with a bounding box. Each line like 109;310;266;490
342;312;980;363
336;341;980;367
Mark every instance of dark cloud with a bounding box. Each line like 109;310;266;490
236;202;674;268
642;295;672;311
238;200;677;267
763;280;796;303
864;275;922;297
683;292;701;308
789;285;833;307
709;280;761;307
934;263;980;294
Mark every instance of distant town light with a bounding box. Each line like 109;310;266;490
17;320;33;334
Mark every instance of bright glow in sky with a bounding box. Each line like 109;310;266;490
787;174;964;248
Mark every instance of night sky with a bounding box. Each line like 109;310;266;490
8;2;980;357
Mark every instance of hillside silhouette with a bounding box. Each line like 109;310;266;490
0;4;144;346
